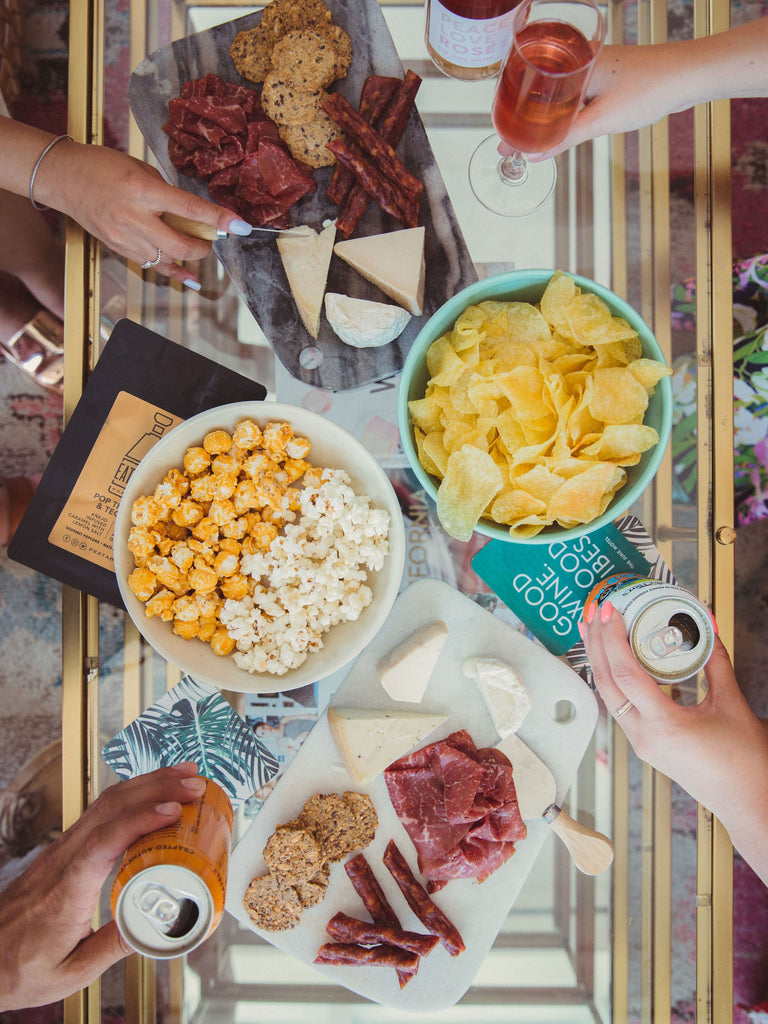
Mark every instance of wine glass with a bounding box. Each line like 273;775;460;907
469;0;605;216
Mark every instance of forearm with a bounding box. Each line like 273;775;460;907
0;116;64;202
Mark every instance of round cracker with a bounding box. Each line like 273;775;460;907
293;861;330;908
243;874;303;931
278;114;341;168
262;73;328;127
263;825;324;884
271;29;340;90
230;27;274;83
300;792;362;862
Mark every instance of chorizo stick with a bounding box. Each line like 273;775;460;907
314;942;420;973
336;70;422;238
326;75;400;207
326;911;439;958
344;853;413;988
382;840;465;957
326;140;418;227
322;93;424;203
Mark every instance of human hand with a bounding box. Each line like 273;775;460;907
33;142;252;287
580;601;768;839
0;763;206;1011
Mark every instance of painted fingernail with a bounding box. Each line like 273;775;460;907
183;278;202;291
586;602;596;623
600;600;614;623
171;761;198;772
156;801;181;815
227;217;253;236
709;610;719;635
577;620;585;641
181;777;206;793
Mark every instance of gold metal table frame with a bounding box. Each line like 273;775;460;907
59;1;736;1021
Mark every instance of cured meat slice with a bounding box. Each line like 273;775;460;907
178;96;247;136
326;912;439;958
257;140;315;204
384;730;527;888
344;853;413;988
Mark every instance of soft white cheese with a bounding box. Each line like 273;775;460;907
324;293;411;348
327;706;447;784
376;621;448;702
462;656;532;738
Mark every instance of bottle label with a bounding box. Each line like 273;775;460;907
427;0;518;69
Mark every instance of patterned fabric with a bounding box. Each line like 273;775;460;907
671;254;768;525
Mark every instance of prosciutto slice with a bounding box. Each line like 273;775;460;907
384;730;527;891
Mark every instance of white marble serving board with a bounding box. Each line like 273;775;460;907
226;578;598;1011
128;0;477;391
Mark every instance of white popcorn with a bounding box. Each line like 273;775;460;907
220;470;390;676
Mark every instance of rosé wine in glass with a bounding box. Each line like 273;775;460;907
469;0;604;216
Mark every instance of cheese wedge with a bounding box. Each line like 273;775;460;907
462;657;532;738
376;620;448;702
333;226;425;315
327;706;447;784
277;223;336;338
324;293;411;348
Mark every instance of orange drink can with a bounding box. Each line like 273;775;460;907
111;777;233;958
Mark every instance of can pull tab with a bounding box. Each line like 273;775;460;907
641;625;685;660
133;883;200;938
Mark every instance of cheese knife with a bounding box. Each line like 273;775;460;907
498;732;615;875
161;212;311;240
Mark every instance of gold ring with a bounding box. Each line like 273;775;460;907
141;248;162;269
613;699;634;720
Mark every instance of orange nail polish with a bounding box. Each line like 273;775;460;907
600;600;614;623
586;602;596;623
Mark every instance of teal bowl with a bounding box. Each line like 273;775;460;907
397;269;672;545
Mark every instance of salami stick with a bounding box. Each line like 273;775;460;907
326;75;400;207
326;140;417;227
345;853;413;988
326;912;439;958
314;942;420;974
383;840;465;957
336;70;422;238
322;93;424;203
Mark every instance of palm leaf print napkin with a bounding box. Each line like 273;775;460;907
101;675;279;808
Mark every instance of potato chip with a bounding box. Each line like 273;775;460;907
436;447;504;541
548;462;626;525
587;367;649;424
410;272;668;539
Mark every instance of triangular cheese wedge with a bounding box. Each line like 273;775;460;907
327;707;447;785
277;223;336;338
333;226;425;315
376;621;448;702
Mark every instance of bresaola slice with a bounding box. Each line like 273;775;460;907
384;730;527;892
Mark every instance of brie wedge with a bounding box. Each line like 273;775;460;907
462;657;532;738
377;621;448;702
324;293;411;348
333;226;425;315
327;706;447;785
277;223;336;338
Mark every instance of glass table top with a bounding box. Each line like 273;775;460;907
58;1;740;1021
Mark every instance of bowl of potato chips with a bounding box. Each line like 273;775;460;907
399;269;672;543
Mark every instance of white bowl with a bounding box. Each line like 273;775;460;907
114;402;405;693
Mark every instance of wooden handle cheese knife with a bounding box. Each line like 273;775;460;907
497;732;615;876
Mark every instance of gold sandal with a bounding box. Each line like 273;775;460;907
0;309;64;394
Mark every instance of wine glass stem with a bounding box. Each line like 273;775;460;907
499;151;528;186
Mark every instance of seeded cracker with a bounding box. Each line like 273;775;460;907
262;73;328;127
243;875;303;931
271;29;340;90
261;0;333;39
299;792;378;862
293;862;330;908
278;115;341;168
316;22;352;81
341;791;378;849
262;825;325;884
230;26;274;83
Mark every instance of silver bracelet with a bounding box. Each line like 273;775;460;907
29;134;73;211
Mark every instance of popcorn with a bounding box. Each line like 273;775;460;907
126;418;391;676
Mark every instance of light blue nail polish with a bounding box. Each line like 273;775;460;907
228;217;253;236
183;279;202;291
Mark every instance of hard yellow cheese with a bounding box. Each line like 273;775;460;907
327;706;447;785
333;226;425;316
277;223;336;338
376;620;448;702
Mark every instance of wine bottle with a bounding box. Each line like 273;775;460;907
425;0;522;80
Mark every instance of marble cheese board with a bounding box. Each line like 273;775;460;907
128;0;477;392
226;578;598;1011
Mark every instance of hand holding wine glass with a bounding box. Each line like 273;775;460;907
469;0;605;216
